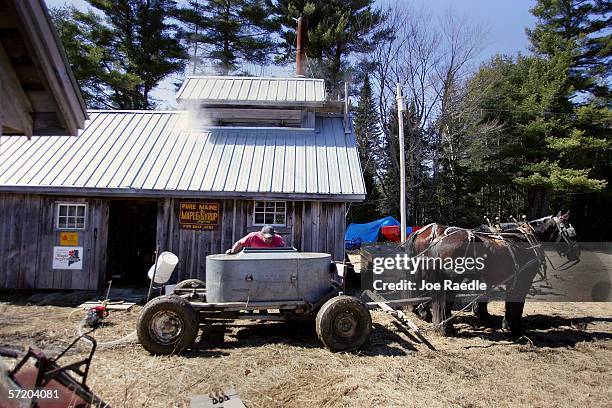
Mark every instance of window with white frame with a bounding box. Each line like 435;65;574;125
56;203;87;229
253;201;286;226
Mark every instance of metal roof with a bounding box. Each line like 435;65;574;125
0;111;365;201
177;76;326;106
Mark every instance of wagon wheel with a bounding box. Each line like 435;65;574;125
315;296;371;352
173;279;206;291
137;295;199;355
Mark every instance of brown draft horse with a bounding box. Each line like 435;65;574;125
471;211;580;319
406;211;578;336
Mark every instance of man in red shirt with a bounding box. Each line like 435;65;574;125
225;225;285;254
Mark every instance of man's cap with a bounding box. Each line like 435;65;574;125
261;225;275;238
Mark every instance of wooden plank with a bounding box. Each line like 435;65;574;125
334;203;346;261
73;201;91;290
23;195;40;288
311;201;320;252
6;194;23;287
0;194;8;287
97;200;110;290
222;199;234;253
318;202;328;254
325;203;335;258
302;201;311;251
196;227;206;282
0;8;18;29
0;42;32;135
363;290;436;351
36;196;54;289
292;201;302;251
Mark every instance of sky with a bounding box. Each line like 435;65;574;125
45;0;538;108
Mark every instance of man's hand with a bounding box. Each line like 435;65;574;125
225;249;233;254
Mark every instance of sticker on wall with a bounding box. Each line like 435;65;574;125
179;201;220;230
60;232;79;246
52;246;83;270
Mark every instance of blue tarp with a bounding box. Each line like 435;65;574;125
345;216;400;244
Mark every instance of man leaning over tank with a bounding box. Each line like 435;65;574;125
225;225;285;254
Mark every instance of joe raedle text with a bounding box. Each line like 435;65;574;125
371;254;488;292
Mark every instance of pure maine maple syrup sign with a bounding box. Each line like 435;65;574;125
179;201;220;230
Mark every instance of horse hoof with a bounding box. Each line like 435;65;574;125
471;303;492;321
413;303;432;322
502;317;522;336
435;323;457;337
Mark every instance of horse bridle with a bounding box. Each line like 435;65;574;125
551;216;581;266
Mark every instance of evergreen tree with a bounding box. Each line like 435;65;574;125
174;1;209;75
273;0;389;94
176;0;278;75
527;0;611;99
52;1;187;109
350;74;382;222
467;53;609;221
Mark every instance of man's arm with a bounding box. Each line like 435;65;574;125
226;240;244;254
226;233;251;254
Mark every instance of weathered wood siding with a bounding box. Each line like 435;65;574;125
157;199;346;283
0;194;346;290
0;193;108;290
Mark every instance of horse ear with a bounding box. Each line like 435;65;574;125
562;210;570;221
556;211;562;217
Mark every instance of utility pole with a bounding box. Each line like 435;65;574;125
396;83;407;243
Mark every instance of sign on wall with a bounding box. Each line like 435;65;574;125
52;246;83;270
60;232;79;246
179;201;220;230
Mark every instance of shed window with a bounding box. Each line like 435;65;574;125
253;201;286;226
56;203;87;229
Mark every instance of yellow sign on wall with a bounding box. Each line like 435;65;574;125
60;232;79;246
179;202;220;230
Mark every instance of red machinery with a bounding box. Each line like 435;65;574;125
380;225;422;242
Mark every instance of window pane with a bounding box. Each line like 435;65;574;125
264;213;274;224
255;201;264;210
69;206;76;216
76;220;84;229
59;206;67;216
265;202;274;210
274;214;285;224
255;213;265;224
276;202;285;211
77;206;85;216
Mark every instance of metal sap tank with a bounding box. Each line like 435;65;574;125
205;249;333;303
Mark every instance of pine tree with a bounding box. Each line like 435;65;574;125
273;0;389;94
350;74;382;222
52;1;187;109
527;0;611;99
176;0;278;75
174;1;209;75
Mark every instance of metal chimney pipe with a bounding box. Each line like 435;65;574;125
296;16;306;77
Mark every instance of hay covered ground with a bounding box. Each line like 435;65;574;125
0;294;611;407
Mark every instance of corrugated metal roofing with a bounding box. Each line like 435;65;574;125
177;76;326;106
0;111;365;201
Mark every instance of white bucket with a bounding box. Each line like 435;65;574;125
147;251;179;284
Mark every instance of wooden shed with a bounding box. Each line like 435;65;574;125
0;77;365;290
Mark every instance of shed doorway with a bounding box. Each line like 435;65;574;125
106;200;158;286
